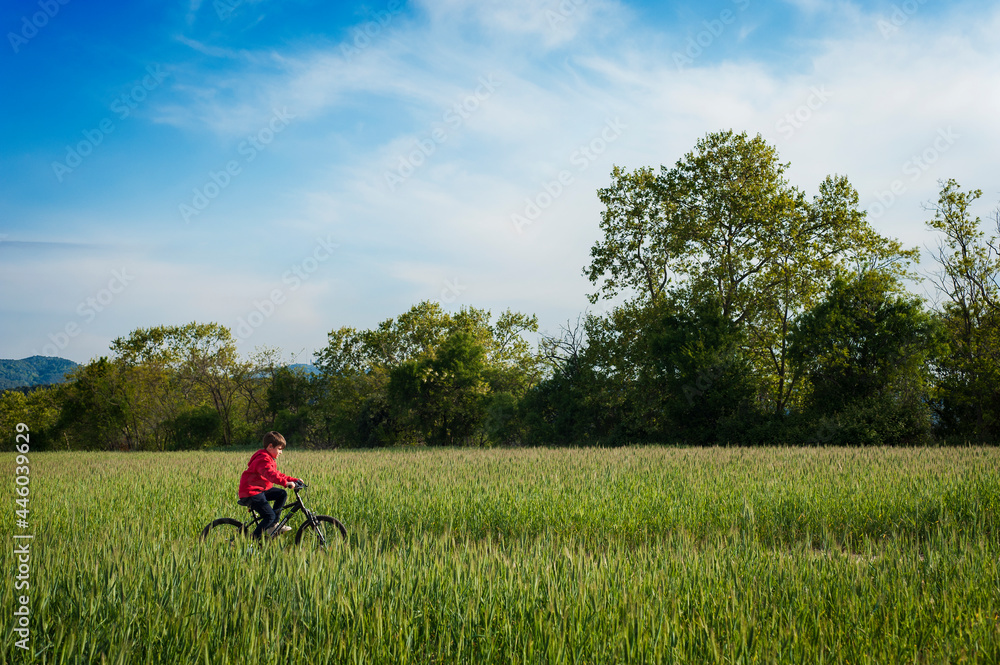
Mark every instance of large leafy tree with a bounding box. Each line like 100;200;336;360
585;130;917;414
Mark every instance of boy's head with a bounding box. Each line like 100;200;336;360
262;431;287;458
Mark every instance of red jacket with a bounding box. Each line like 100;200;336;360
238;449;298;498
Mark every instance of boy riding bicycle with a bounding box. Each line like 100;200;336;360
238;431;302;540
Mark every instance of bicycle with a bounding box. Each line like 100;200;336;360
200;481;347;549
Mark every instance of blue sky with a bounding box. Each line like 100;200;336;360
2;0;998;364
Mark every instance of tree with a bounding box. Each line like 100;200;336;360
265;365;317;446
528;298;765;446
586;131;808;317
240;346;286;439
521;356;613;446
176;323;249;446
788;272;939;445
313;301;541;446
925;179;1000;440
522;315;613;446
312;324;394;446
165;405;222;449
102;335;180;450
525;301;710;446
110;322;250;447
576;301;675;443
650;300;762;444
585;166;687;305
313;304;451;447
388;330;489;446
52;358;132;450
0;386;61;450
585;130;917;414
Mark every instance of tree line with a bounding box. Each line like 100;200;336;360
4;130;999;449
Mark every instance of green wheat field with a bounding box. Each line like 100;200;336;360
3;447;999;664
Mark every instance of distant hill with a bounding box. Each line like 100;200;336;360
0;356;79;390
0;357;315;391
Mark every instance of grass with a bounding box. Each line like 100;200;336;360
2;446;999;663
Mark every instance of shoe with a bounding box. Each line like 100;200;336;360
267;525;292;537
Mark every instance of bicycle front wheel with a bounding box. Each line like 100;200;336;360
295;515;347;548
200;518;247;550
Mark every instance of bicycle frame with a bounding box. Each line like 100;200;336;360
244;485;325;544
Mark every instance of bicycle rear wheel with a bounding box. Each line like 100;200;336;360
200;518;247;550
295;515;347;548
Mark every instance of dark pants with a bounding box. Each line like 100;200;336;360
240;488;287;540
